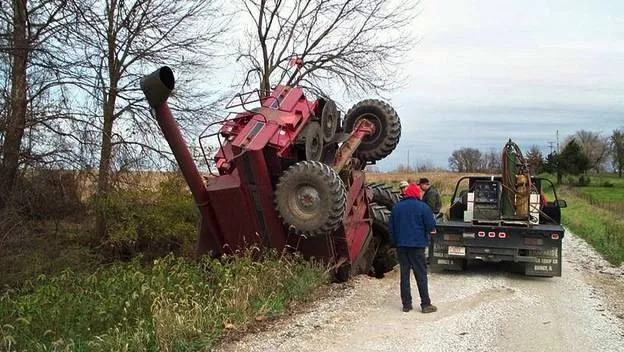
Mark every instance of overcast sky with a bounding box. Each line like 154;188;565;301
373;0;624;171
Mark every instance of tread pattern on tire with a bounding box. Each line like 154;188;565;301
274;160;346;237
369;201;396;276
369;182;402;210
343;99;401;162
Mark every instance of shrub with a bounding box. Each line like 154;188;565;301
576;175;591;187
564;175;576;185
13;169;85;220
97;175;199;261
601;181;615;188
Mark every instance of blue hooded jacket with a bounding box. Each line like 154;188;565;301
389;197;436;248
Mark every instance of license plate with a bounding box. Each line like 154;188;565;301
448;246;466;256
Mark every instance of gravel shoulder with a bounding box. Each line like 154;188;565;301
215;231;624;352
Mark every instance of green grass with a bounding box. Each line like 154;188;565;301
0;251;328;352
560;189;624;265
574;173;624;202
536;173;624;265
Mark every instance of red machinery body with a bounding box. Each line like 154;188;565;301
141;66;401;279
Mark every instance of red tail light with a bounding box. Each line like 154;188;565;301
478;231;486;237
488;231;496;238
499;232;507;238
551;233;560;240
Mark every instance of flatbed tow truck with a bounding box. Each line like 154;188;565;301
429;140;567;277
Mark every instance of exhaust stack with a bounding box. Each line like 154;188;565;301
140;66;222;256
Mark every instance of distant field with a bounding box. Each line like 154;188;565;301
568;174;624;214
367;171;489;197
575;174;624;202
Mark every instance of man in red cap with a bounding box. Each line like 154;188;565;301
390;183;437;313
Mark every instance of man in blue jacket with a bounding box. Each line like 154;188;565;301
390;184;438;313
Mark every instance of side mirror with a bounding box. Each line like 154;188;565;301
555;199;567;208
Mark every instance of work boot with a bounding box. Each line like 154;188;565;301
402;305;413;312
421;304;437;313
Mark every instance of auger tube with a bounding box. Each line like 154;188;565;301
140;66;223;256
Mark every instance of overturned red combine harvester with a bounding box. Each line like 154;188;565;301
140;65;402;280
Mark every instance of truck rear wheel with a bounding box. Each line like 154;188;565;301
275;160;346;236
343;99;401;162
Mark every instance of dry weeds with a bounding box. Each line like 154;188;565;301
367;171;490;196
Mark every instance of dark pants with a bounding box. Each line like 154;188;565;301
397;246;431;309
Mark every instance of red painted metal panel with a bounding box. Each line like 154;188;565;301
343;171;372;262
205;151;289;252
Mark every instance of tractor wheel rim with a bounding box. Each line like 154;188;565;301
295;185;321;214
307;132;323;160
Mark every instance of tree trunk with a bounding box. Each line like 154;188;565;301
94;95;116;241
94;6;121;241
0;0;28;208
259;73;270;98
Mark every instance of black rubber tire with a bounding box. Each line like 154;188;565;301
303;122;323;161
321;100;339;143
369;182;402;210
369;202;397;277
275;161;346;236
343;99;401;162
332;263;351;283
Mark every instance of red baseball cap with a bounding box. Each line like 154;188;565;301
404;184;422;199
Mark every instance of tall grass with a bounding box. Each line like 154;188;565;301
0;250;327;352
560;189;624;266
367;171;482;197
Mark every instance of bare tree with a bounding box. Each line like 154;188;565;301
448;147;482;172
611;128;624;177
415;159;436;172
565;130;609;173
63;0;227;240
0;0;75;207
481;148;500;174
525;145;543;175
235;0;418;99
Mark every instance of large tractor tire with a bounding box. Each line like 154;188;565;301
369;202;397;278
343;99;401;162
275;160;346;237
369;182;402;210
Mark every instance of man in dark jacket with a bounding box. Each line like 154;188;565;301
390;184;438;313
418;177;442;218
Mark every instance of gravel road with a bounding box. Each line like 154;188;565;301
215;231;624;352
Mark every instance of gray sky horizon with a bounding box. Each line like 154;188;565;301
371;0;624;171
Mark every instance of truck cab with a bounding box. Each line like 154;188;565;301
429;175;567;277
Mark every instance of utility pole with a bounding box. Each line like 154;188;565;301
556;130;560;153
547;141;554;154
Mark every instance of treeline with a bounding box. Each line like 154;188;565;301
446;129;624;178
